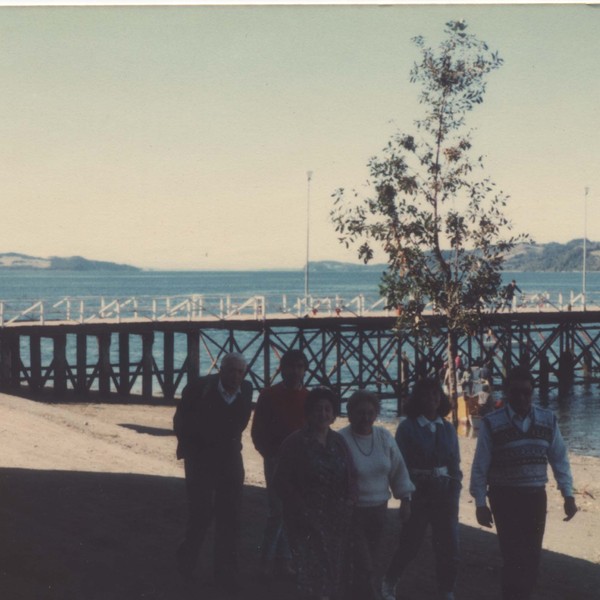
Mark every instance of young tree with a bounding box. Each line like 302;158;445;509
331;20;522;413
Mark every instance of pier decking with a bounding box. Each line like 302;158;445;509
0;292;599;403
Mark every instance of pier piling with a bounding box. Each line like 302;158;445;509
0;309;597;403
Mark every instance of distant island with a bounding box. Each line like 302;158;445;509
310;239;600;273
2;239;598;273
0;253;140;272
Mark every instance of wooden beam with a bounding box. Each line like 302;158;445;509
53;334;67;396
76;334;87;394
30;335;42;392
163;331;174;401
142;331;154;400
118;332;130;396
98;333;111;397
187;331;199;383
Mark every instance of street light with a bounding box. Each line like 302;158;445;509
583;186;589;310
305;171;313;299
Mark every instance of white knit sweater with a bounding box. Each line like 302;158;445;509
339;425;415;507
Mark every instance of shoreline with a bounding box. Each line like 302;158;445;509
1;393;598;599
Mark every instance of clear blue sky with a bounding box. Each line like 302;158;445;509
0;4;598;269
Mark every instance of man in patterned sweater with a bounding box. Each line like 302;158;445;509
470;366;577;600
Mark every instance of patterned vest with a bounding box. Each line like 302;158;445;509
484;406;555;488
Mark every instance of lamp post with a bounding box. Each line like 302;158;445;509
305;171;313;299
583;186;589;310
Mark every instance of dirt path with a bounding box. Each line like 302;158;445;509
0;393;598;599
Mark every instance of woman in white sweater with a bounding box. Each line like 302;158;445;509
339;390;415;600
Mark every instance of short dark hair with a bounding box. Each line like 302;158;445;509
404;377;451;418
305;386;340;417
507;366;534;387
280;349;309;370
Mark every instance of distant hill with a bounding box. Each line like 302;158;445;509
310;239;600;273
503;239;600;272
0;253;140;271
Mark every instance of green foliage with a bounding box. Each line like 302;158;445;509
331;20;523;340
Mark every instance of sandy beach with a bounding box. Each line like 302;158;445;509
0;392;598;600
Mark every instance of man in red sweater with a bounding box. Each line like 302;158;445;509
251;349;309;579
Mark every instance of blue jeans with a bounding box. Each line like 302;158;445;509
386;497;460;593
260;456;291;563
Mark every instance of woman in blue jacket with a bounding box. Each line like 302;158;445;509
381;378;462;600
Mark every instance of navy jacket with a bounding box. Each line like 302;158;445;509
173;374;253;460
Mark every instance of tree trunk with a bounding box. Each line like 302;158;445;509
446;331;459;426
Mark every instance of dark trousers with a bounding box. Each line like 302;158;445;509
348;503;388;600
178;450;244;579
260;456;291;563
489;486;547;600
386;498;459;594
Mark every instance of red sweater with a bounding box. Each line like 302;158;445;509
251;382;308;458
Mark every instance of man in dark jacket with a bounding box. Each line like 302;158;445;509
173;352;252;591
503;279;522;311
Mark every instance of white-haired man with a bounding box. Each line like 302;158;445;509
173;352;252;593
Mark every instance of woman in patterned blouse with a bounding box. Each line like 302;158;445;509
274;387;356;600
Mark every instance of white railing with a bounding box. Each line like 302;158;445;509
6;301;45;325
0;290;599;327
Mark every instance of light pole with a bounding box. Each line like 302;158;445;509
583;186;589;310
305;171;313;299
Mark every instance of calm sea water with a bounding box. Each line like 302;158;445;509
1;268;598;304
0;268;599;457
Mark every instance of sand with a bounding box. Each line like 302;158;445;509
0;392;598;600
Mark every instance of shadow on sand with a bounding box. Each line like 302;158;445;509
118;424;174;437
0;468;598;600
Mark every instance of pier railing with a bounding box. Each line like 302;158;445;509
0;294;268;326
0;295;599;402
0;290;599;327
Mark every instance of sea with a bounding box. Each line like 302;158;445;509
0;268;599;457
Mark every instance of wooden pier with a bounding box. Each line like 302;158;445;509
0;306;599;404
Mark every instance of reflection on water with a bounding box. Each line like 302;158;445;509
379;384;600;458
541;384;600;458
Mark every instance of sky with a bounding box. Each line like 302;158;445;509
0;3;598;270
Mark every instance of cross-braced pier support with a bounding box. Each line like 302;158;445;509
0;311;599;405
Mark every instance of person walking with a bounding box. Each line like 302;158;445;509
470;366;577;600
274;387;355;600
338;390;414;600
503;279;522;311
251;349;309;579
382;378;462;600
173;352;252;593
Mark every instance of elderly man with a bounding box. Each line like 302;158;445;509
173;352;252;592
470;366;577;600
